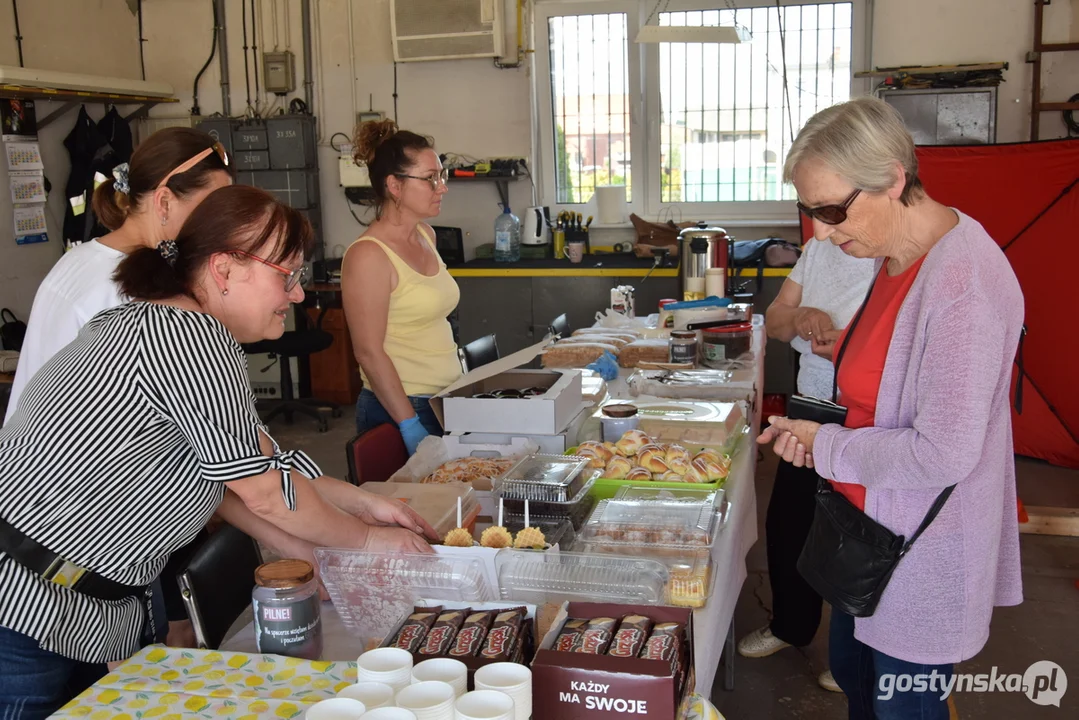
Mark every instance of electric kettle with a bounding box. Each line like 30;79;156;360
522;206;549;245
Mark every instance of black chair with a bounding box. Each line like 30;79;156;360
177;524;264;650
243;311;339;433
459;334;500;372
549;313;570;339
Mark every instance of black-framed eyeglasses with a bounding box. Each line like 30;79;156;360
796;188;861;225
231;250;308;292
396;167;449;190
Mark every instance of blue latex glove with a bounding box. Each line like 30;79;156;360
586;350;620;381
398;415;431;456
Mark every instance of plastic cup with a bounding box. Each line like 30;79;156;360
337;681;395;709
396;681;456;719
305;697;366;720
412;658;469;697
473;663;530;720
361;709;418;720
454;690;515;720
356;647;413;690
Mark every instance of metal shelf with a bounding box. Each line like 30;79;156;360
0;84;179;129
447;173;519;208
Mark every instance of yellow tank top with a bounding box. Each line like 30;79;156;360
349;226;463;396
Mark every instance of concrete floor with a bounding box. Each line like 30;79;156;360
265;411;1079;719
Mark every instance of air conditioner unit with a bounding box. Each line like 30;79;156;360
391;0;504;62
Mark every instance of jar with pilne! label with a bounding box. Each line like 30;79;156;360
252;559;323;660
669;330;698;365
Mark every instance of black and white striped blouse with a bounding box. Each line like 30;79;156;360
0;302;321;664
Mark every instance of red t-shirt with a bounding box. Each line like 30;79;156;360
830;257;926;510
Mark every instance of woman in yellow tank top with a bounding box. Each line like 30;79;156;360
341;120;462;454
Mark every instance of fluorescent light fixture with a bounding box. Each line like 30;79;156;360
635;25;751;44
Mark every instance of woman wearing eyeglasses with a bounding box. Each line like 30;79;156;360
757;97;1023;719
341;120;460;455
0;186;436;717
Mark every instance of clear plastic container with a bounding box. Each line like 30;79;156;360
614;485;725;511
577;498;720;547
497;454;592;503
701;322;753;366
493;475;597;530
502;515;576;549
565;544;714;608
494;206;521;262
360;482;481;539
314;549;493;642
495;550;669;605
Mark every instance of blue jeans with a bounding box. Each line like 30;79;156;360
0;626;107;719
355;389;442;437
830;610;953;719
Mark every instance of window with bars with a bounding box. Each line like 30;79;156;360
547;12;632;204
660;3;853;203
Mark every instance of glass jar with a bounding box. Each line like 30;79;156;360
701;322;753;367
600;403;640;442
252;559;323;660
669;330;698;365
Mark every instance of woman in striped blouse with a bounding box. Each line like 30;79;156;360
0;185;436;717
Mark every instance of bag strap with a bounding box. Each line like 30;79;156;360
1;308;16;324
899;485;956;557
830;269;880;403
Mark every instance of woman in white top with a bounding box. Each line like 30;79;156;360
737;237;875;689
5;127;232;424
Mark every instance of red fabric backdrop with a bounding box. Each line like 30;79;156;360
800;139;1079;468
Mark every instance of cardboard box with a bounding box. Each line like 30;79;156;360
532;602;695;720
446;401;596;455
431;339;584;435
381;600;538;685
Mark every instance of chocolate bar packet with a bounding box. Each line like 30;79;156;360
448;610;495;658
576;617;617;654
419;609;468;656
391;606;441;652
554;618;589;653
606;614;654;658
480;607;526;660
639;621;685;679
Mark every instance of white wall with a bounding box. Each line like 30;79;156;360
0;0;140;319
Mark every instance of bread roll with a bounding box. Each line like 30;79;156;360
664;444;691;466
615;429;651;457
604;456;633;479
638;450;670;475
625;467;653;481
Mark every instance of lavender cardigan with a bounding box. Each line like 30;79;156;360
814;211;1024;665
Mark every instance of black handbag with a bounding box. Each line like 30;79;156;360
1;308;26;351
795;274;956;617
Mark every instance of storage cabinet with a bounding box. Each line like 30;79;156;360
306;307;363;407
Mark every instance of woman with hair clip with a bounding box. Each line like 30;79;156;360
0;186;436;717
5;127;233;424
341;120;461;455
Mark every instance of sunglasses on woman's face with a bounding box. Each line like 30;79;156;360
231;250;308;292
797;188;861;225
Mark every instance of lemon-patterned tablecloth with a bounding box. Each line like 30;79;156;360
55;645;356;719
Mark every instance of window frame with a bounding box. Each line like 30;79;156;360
533;0;869;223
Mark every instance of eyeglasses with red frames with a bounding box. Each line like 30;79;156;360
231;250;308;292
796;188;862;225
157;142;230;190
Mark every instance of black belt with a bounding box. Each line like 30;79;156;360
0;516;148;602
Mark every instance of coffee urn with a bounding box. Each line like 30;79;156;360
678;222;730;301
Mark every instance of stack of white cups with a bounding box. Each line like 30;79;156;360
395;681;457;720
356;648;415;694
453;690;515;720
474;664;531;720
304;697;366;719
412;658;469;697
336;681;395;709
361;708;418;720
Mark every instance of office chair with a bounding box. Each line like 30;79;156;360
459;334;500;372
178;524;264;650
243;310;340;432
549;313;570;339
345;423;409;486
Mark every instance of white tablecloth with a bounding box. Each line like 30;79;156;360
226;320;765;696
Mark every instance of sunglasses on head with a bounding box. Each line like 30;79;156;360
157;142;230;190
796;188;861;225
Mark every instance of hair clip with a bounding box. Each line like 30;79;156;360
112;163;131;195
158;239;178;267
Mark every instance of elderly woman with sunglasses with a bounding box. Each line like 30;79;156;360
756;98;1024;720
0;186;437;717
341;120;460;455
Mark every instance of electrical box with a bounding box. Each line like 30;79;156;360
339;150;371;187
239;169;320;209
232;122;268;151
234;150;271;171
195;118;234;155
262;51;296;94
266;115;317;169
